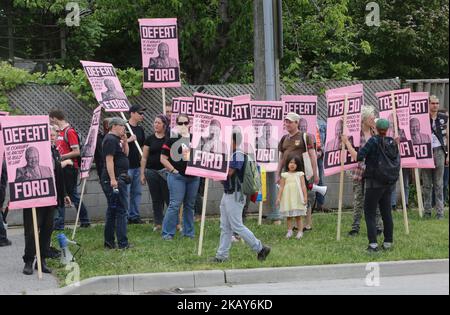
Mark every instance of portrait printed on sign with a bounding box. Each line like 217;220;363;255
81;106;102;179
281;95;317;139
81;60;131;112
376;89;418;168
185;93;233;181
409;92;434;168
0;116;56;210
139;18;181;89
251;101;284;172
323;92;362;177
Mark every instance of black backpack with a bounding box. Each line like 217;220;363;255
372;136;400;185
63;126;84;167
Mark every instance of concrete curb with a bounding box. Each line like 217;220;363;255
29;259;448;295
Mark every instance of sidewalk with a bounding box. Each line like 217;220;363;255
31;259;449;295
0;228;59;295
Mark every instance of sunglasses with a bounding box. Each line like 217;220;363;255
177;121;189;126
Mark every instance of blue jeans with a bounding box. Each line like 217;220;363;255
127;168;142;221
316;157;325;206
101;176;129;248
216;192;263;260
391;169;411;208
162;173;200;239
54;185;90;230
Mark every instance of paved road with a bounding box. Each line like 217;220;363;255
181;273;449;295
0;228;59;295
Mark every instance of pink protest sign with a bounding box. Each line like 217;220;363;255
251;101;284;172
410;92;434;168
80;106;102;179
324;93;363;177
139;18;181;89
81;60;131;112
326;84;364;100
376;89;418;168
0;116;56;210
185;93;233;181
233;94;252;102
170;97;195;130
233;99;256;158
281;95;317;139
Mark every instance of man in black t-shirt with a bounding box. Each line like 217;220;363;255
101;118;131;250
127;105;146;224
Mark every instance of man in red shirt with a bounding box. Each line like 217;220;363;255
49;109;91;229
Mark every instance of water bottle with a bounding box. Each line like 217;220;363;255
111;187;120;210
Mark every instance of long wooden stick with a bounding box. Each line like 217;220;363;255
337;95;349;241
198;179;209;256
162;88;167;115
414;169;424;218
120;112;143;157
258;201;263;226
71;178;87;240
32;208;43;280
391;92;410;235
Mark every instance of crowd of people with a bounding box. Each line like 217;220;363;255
0;96;448;275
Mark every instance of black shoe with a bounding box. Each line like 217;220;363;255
367;246;380;253
35;260;52;274
377;229;383;236
46;246;61;259
23;262;34;275
118;243;134;250
104;242;116;250
303;227;312;232
128;218;145;225
257;245;271;261
208;257;228;263
80;223;91;228
0;239;12;247
348;230;359;237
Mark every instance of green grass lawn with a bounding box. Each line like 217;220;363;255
49;209;449;286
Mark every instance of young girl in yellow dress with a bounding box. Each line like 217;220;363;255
276;155;308;240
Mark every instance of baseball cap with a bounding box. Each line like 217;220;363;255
129;105;147;113
285;112;301;122
109;117;126;129
376;118;390;130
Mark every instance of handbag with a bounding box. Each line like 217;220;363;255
302;133;316;180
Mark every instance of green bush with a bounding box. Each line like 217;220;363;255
0;62;144;113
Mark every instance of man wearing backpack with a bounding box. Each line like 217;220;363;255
49;109;91;230
210;131;271;263
343;119;400;253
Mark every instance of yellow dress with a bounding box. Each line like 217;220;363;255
280;172;307;217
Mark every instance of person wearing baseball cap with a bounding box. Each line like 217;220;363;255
342;118;400;253
278;112;319;231
126;105;146;225
102;116;131;249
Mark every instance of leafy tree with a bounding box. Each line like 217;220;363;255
350;0;449;79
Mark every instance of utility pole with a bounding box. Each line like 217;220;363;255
7;0;14;64
254;0;283;223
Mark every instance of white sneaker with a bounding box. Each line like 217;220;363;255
231;235;240;243
296;232;304;240
286;230;293;239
